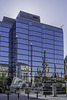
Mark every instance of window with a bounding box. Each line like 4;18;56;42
55;32;63;37
0;27;10;32
16;22;28;29
29;31;41;37
29;26;41;32
29;36;41;42
16;28;28;34
18;38;28;44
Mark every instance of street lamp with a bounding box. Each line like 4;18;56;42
31;43;32;84
16;35;18;78
43;49;46;70
54;61;56;79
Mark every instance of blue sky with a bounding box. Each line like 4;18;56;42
0;0;67;58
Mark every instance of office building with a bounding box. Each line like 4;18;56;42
0;11;64;81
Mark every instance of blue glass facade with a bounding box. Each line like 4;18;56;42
16;12;64;79
0;17;16;75
0;21;11;64
0;11;64;80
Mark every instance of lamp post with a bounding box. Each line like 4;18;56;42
16;35;18;78
31;43;32;84
54;61;56;79
43;50;46;70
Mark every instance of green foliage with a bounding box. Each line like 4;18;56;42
0;73;7;86
34;76;42;82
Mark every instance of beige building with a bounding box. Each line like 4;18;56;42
0;62;34;82
17;62;34;82
0;63;8;77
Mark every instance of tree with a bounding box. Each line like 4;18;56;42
0;72;7;86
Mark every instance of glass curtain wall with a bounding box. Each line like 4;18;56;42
16;17;29;80
42;25;64;77
0;13;64;82
0;21;12;75
16;17;64;82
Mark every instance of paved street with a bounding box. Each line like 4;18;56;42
0;93;67;100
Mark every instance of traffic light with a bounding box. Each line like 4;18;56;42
7;77;12;86
64;75;67;80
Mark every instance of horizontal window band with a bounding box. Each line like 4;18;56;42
16;53;63;59
0;45;9;48
0;31;9;33
0;35;9;38
16;20;63;33
0;26;11;29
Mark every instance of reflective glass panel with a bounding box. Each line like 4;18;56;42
16;22;28;29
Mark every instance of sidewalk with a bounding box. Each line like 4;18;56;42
0;93;67;100
21;91;67;100
24;93;67;100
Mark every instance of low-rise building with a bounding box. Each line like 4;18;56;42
0;62;34;82
0;63;8;77
17;62;34;82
